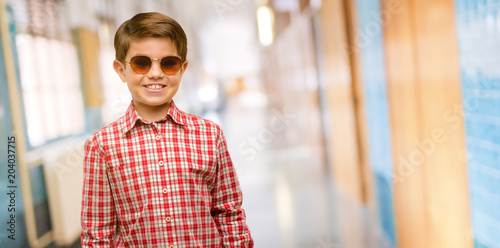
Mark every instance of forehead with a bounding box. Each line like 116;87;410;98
126;37;178;57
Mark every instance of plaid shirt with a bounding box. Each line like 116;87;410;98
81;101;253;247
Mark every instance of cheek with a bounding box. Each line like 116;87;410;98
126;73;144;84
126;76;143;92
169;75;182;85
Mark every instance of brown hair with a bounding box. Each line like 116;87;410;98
114;12;187;63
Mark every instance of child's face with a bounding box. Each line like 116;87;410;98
114;37;188;112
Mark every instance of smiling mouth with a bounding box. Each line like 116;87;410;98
144;84;166;90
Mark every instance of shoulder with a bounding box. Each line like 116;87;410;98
84;116;126;150
180;111;224;137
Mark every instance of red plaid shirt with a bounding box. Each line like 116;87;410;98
81;101;253;247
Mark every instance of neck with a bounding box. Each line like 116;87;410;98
133;101;172;122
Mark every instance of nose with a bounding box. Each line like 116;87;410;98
147;58;164;78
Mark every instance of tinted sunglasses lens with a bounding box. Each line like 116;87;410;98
161;57;181;74
130;56;151;74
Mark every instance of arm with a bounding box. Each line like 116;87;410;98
211;129;254;247
81;136;117;247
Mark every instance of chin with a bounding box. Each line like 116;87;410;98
134;98;170;107
150;99;172;107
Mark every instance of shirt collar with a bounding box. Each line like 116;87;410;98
121;100;187;134
166;100;187;126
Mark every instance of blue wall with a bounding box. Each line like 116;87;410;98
455;0;500;247
0;5;28;248
354;0;396;246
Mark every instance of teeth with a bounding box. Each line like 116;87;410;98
146;85;164;89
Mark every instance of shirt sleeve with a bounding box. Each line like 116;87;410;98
81;135;117;247
211;128;254;247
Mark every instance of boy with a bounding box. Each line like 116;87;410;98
81;12;253;247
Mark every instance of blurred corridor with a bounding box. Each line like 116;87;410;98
0;0;500;247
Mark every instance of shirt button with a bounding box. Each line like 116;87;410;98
169;245;174;248
156;135;162;140
166;216;171;222
159;161;164;166
162;189;168;194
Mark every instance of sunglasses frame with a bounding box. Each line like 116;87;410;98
124;55;183;75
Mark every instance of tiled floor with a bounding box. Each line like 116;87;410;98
224;94;392;248
235;148;393;247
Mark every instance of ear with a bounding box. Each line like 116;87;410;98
113;59;127;82
179;60;189;77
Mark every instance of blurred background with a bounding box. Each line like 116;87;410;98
0;0;499;247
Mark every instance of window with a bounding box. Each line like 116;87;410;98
10;0;85;148
16;34;84;147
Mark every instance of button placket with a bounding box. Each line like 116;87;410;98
152;123;162;141
158;123;177;241
153;123;174;247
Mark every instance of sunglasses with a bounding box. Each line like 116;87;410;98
125;55;183;74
